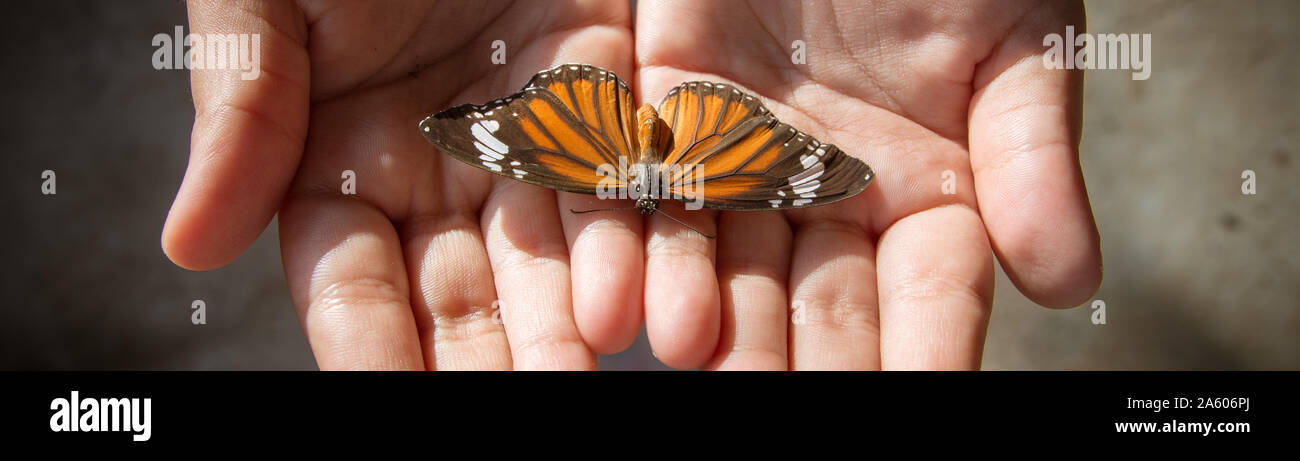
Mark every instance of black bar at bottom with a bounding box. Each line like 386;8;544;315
2;371;1292;447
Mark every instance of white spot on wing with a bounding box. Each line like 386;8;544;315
471;121;509;155
482;161;503;172
792;199;812;206
769;200;782;208
475;142;504;161
792;180;820;195
789;163;825;186
800;154;817;169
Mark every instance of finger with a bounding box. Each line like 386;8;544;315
279;194;424;371
482;182;595;370
559;193;644;355
969;4;1100;308
400;213;511;370
787;213;881;370
706;211;791;371
877;205;994;370
544;38;644;355
643;201;720;369
163;0;310;270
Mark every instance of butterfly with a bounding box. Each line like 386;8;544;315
419;63;873;236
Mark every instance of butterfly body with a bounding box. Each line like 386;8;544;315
420;64;873;215
630;103;668;215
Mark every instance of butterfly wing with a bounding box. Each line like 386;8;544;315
656;82;874;210
420;64;638;194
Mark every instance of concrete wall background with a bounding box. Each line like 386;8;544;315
2;0;1295;370
984;0;1299;370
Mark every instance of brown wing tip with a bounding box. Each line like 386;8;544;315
417;116;436;142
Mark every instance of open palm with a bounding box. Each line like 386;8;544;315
631;0;1101;369
164;0;638;369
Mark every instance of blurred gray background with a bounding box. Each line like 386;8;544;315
2;0;1296;370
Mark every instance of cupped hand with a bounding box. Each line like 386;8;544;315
163;0;640;369
633;0;1101;369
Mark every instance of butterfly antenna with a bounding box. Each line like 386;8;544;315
655;210;716;239
569;208;714;239
569;207;639;214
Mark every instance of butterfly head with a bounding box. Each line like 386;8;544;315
634;195;659;215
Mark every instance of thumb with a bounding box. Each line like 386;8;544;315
967;2;1101;308
162;0;309;270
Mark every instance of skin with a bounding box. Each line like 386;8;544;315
634;0;1101;369
163;0;1100;370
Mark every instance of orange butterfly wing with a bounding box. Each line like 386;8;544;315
656;82;873;210
420;64;637;193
